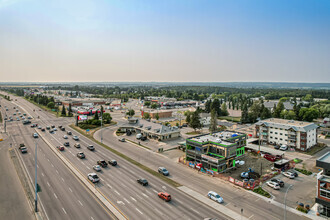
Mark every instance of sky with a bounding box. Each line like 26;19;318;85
0;0;330;83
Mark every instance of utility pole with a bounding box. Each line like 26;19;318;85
284;185;293;220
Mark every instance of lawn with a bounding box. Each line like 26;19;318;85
218;116;241;122
305;143;327;155
185;131;202;135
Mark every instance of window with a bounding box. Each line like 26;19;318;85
270;136;273;139
301;142;305;145
280;133;283;135
280;128;283;130
280;138;283;140
285;134;288;136
270;131;273;134
275;137;278;140
275;132;278;134
320;188;330;200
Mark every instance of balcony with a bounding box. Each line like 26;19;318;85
186;149;201;155
288;136;296;141
289;132;296;136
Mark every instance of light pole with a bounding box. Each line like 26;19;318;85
34;138;40;212
284;184;293;220
100;106;103;143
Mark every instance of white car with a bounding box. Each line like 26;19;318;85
93;165;101;172
88;173;99;183
33;133;38;138
53;128;57;131
73;136;79;141
266;181;280;190
283;171;295;179
280;145;288;151
207;191;223;203
63;135;68;139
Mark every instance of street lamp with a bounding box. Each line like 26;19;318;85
100;106;103;143
34;138;40;212
284;184;293;220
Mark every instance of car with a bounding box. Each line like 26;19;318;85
274;145;280;150
23;113;26;116
63;135;68;139
77;152;85;159
270;178;284;187
87;173;99;183
64;142;70;147
182;124;188;127
136;133;142;139
287;169;298;177
13;113;16;115
267;181;280;190
73;136;79;141
74;143;81;148
17;118;20;121
97;160;108;168
283;171;295;179
46;126;50;130
93;165;101;172
4;117;7;120
58;125;62;129
158;192;171;202
137;178;148;186
38;126;42;129
57;146;65;151
51;125;55;128
87;145;95;151
27;116;32;119
118;138;125;142
61;127;65;131
280;145;288;151
207;191;224;203
33;133;38;138
67;131;72;135
108;160;117;166
30;124;37;128
19;144;27;153
41;128;45;132
264;154;277;162
158;167;169;176
53;128;57;131
49;129;54;134
140;136;147;141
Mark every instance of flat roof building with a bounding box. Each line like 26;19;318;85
316;152;330;217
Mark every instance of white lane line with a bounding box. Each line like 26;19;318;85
37;165;39;168
114;190;120;195
91;217;94;220
130;196;136;202
69;187;73;193
86;166;90;170
56;170;59;174
249;214;254;219
107;184;112;189
142;193;148;198
225;202;231;207
100;178;104;181
146;190;152;195
69;150;72;153
190;208;200;214
176;199;183;204
124;198;130;204
61;178;65;182
41;173;45;177
78;200;83;206
136;208;143;215
62;208;67;214
47;159;49;162
255;198;260;202
81;161;85;165
51;164;54;167
54;193;58;199
121;165;126;169
152;189;158;193
121;183;127;188
47;182;50;187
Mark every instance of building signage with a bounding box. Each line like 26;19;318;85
78;115;87;121
201;154;218;163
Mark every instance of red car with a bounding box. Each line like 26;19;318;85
57;146;64;151
158;192;171;202
264;154;281;162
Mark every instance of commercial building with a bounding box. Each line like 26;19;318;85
119;118;180;141
186;131;247;173
61;99;106;107
255;118;318;151
316;152;330;217
147;110;173;119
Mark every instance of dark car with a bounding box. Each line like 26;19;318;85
87;145;95;151
67;131;72;135
97;160;108;168
140;136;147;141
137;178;148;186
46;126;50;130
61;127;65;131
274;145;280;150
64;142;70;147
270;178;284;187
51;125;55;128
41;128;45;132
287;169;298;177
108;160;117;166
57;146;65;151
58;125;62;129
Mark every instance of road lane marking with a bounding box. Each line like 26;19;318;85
162;186;167;190
146;190;152;195
62;208;67;214
115;190;120;195
56;170;59;174
176;199;183;204
69;187;73;193
130;197;136;202
47;159;49;162
249;214;254;219
61;178;65;182
47;182;50;187
255;198;260;202
117;201;124;205
54;193;58;199
81;161;85;165
190;208;200;214
78;200;83;206
91;217;94;220
51;164;54;167
121;183;127;188
142;193;148;198
225;202;231;207
86;166;90;170
37;165;39;168
124;198;130;204
136;208;143;215
100;178;104;181
152;189;158;193
41;173;45;177
107;184;112;189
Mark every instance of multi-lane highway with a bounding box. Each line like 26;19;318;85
2;93;229;219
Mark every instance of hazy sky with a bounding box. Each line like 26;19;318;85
1;0;330;82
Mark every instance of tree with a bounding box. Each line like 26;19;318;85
260;107;272;120
143;112;150;120
211;99;221;115
47;102;55;109
61;105;66;116
241;103;249;123
274;101;284;118
144;101;151;107
205;100;212;113
299;108;318;122
155;113;159;120
94;111;99;120
189;111;202;131
221;103;229;116
126;109;135;117
151;103;158;109
102;113;112;124
185;112;192;124
209;109;218;133
248;102;261;123
68;103;73;117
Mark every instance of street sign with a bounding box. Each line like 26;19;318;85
86;129;90;132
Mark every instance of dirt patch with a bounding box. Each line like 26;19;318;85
223;153;274;180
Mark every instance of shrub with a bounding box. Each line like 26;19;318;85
294;168;312;176
297;206;308;213
253;187;271;198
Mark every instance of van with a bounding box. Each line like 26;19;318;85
280;145;288;151
136;133;142;139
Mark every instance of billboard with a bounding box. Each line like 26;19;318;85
78;115;88;121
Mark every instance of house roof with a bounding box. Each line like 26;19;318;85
120;119;179;135
255;118;318;132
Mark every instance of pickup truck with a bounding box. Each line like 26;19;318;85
19;144;27;153
97;160;108;168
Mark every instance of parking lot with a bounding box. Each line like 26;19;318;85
262;170;316;209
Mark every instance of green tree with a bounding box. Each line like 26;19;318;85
143;112;150;120
189;111;202;131
68;103;73;117
151;103;158;109
209;109;218;133
248;102;261;123
299;108;318;122
185;111;192;124
61;105;66;116
102;113;112;123
260;107;272;120
126;109;135;117
241;103;249;123
221;103;229;116
144;101;151;107
47;102;55;109
155;113;159;120
211;99;221;115
274;101;284;118
94;111;99;120
205;100;212;113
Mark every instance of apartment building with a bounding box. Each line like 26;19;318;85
316;152;330;217
186;131;247;173
255;118;318;151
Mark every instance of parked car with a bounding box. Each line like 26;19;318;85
280;145;288;151
118;138;125;142
136;133;142;139
87;173;99;183
58;125;62;129
51;125;55;128
77;152;85;159
93;165;101;172
158;167;169;176
87;145;95;151
63;142;70;147
38;126;42;129
270;178;284;187
67;131;72;135
73;136;79;141
97;160;108;167
74;143;81;148
274;145;280;150
137;178;148;186
140;136;147;141
53;128;57;131
266;181;280;190
49;129;54;134
283;171;295;179
264;154;277;162
207;191;223;203
57;146;65;151
158;192;171;202
287;169;298;177
108;160;117;166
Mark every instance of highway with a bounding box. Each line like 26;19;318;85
1;98;116;220
4;93;229;219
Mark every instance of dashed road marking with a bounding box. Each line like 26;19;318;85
61;178;65;182
107;184;112;189
142;193;148;198
136;208;143;215
146;190;152;195
56;170;59;174
41;173;44;177
124;198;130;204
152;189;158;193
130;196;136;202
54;193;58;199
78;200;83;206
47;182;50;187
86;166;90;170
91;217;94;220
249;214;254;219
62;208;67;214
115;190;120;195
69;187;73;193
81;161;85;165
190;208;200;214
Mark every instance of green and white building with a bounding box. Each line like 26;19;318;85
186;131;247;173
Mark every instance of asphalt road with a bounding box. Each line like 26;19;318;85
1;98;116;220
5;94;229;219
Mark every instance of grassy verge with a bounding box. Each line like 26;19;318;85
0;111;2;123
294;168;313;176
218;116;241;122
253;187;271;198
305;143;327;155
78;121;117;130
69;124;182;188
24;97;59;117
185;131;201;135
125;139;151;150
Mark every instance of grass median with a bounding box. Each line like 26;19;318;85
69;124;182;188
